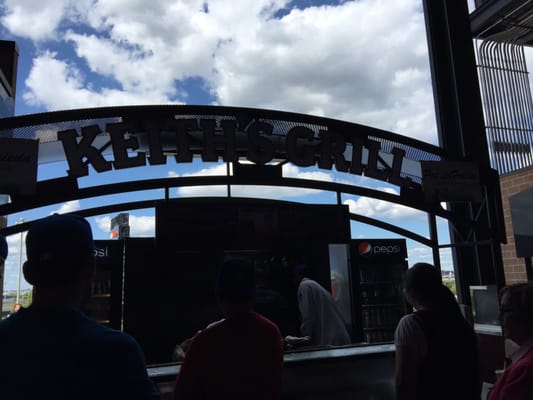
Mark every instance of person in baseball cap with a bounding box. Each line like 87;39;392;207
23;214;95;289
0;214;161;399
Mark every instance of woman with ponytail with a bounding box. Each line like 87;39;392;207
394;263;480;400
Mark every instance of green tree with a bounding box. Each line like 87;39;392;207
20;289;33;307
442;277;457;297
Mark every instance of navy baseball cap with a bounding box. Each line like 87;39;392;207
0;233;7;261
24;214;94;287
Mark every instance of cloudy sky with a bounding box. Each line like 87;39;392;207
3;0;437;141
0;0;465;291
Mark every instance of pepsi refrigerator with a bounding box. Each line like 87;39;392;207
350;239;409;343
83;240;124;330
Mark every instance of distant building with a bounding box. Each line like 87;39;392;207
0;40;17;120
441;270;454;278
110;213;130;239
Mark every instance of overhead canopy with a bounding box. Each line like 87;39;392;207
470;0;533;45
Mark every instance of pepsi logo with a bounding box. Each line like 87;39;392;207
358;242;373;257
357;242;402;257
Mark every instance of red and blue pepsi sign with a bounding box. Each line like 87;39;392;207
352;239;407;261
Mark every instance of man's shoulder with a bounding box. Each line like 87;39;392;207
199;313;281;340
80;317;138;347
394;313;426;342
193;319;226;342
506;350;533;383
516;346;533;366
299;278;320;290
0;315;16;336
0;308;34;335
397;312;417;324
251;312;282;339
253;311;280;327
395;313;420;333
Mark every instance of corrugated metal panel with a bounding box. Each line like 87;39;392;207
477;40;533;173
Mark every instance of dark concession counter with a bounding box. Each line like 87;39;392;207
148;343;396;400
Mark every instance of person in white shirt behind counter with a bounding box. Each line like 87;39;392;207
286;263;351;348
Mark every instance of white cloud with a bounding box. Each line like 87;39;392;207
168;163;227;196
408;245;432;260
23;51;175;111
3;0;438;144
439;247;454;271
50;200;81;214
128;215;155;236
181;163;228;178
282;163;333;182
168;162;335;198
94;214;154;237
0;0;72;41
210;0;436;142
343;187;425;220
405;244;454;271
95;216;111;233
5;232;25;262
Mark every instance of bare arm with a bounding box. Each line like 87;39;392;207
395;344;422;400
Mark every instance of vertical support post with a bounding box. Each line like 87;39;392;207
0;215;6;313
226;162;232;198
428;214;441;271
525;257;533;282
16;218;24;306
422;0;505;303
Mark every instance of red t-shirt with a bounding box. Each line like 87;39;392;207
174;312;283;400
488;345;533;400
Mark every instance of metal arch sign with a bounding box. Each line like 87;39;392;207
57;117;413;188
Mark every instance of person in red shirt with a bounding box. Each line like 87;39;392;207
489;282;533;400
174;258;284;400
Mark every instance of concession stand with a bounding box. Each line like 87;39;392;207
2;1;524;398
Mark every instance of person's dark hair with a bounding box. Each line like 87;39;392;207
215;259;256;303
403;262;459;312
500;283;533;334
22;214;94;288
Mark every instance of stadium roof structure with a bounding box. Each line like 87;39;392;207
471;0;533;45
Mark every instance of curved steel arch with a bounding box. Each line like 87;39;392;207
1;175;451;218
0;173;461;251
0;196;434;248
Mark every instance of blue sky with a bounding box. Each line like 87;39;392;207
0;0;465;291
